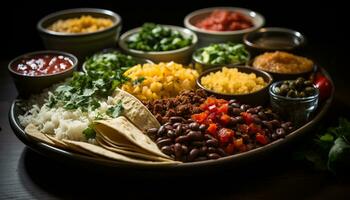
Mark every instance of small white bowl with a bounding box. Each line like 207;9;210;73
118;25;198;64
184;7;265;47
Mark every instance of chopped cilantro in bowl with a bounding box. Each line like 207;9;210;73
83;50;138;74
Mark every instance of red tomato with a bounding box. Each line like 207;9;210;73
225;143;235;155
207;123;218;136
205;97;217;106
241;112;253;124
314;75;332;100
218;128;234;143
192;112;208;123
220;114;231;125
216;99;228;104
200;103;208;111
206;112;217;124
256;133;268;145
249;123;263;134
208;104;217;112
217;103;229;114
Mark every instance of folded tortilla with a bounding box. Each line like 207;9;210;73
113;88;160;131
63;140;177;165
96;137;173;162
95;116;170;159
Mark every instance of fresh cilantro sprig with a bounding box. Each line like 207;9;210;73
46;51;136;112
294;118;350;175
106;100;124;118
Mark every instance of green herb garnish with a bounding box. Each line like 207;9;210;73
106;100;124;118
82;126;96;139
84;51;137;75
294;118;350;176
46;51;135;112
47;71;119;112
127;23;192;51
194;43;249;65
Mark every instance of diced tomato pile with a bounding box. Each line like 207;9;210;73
192;97;270;155
195;10;254;31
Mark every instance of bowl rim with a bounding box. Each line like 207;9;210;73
118;24;198;55
269;80;319;101
192;43;251;66
243;27;306;50
37;8;122;37
184;7;265;35
196;65;273;97
8;50;78;77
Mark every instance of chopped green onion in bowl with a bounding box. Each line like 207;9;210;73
127;23;193;52
193;43;250;65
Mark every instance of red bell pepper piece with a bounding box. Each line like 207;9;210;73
218;128;234;143
241;112;253;124
256;133;268;145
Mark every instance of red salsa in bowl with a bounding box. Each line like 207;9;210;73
8;50;77;96
12;53;74;76
195;10;254;32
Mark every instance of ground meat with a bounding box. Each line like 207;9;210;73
143;89;209;124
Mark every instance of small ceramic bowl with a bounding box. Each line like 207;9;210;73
196;66;273;105
251;50;316;81
118;25;198;64
184;7;265;48
8;50;78;97
37;8;122;61
243;27;306;56
269;81;319;125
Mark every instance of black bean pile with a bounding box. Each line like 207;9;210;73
146;116;227;162
146;99;294;163
227;100;294;141
144;89;208;124
273;77;316;98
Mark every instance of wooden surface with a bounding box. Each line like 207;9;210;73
1;43;350;200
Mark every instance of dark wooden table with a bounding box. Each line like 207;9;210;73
1;43;350;199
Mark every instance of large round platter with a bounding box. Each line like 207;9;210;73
9;67;334;174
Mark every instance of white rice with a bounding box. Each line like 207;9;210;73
19;88;118;143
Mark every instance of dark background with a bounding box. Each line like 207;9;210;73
1;1;349;200
0;0;343;60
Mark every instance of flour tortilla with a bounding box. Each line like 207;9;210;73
45;134;98;157
25;123;175;164
96;135;138;152
96;137;173;162
44;134;69;149
95;116;170;159
96;135;167;158
25;124;55;145
113;88;160;131
62;139;177;165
